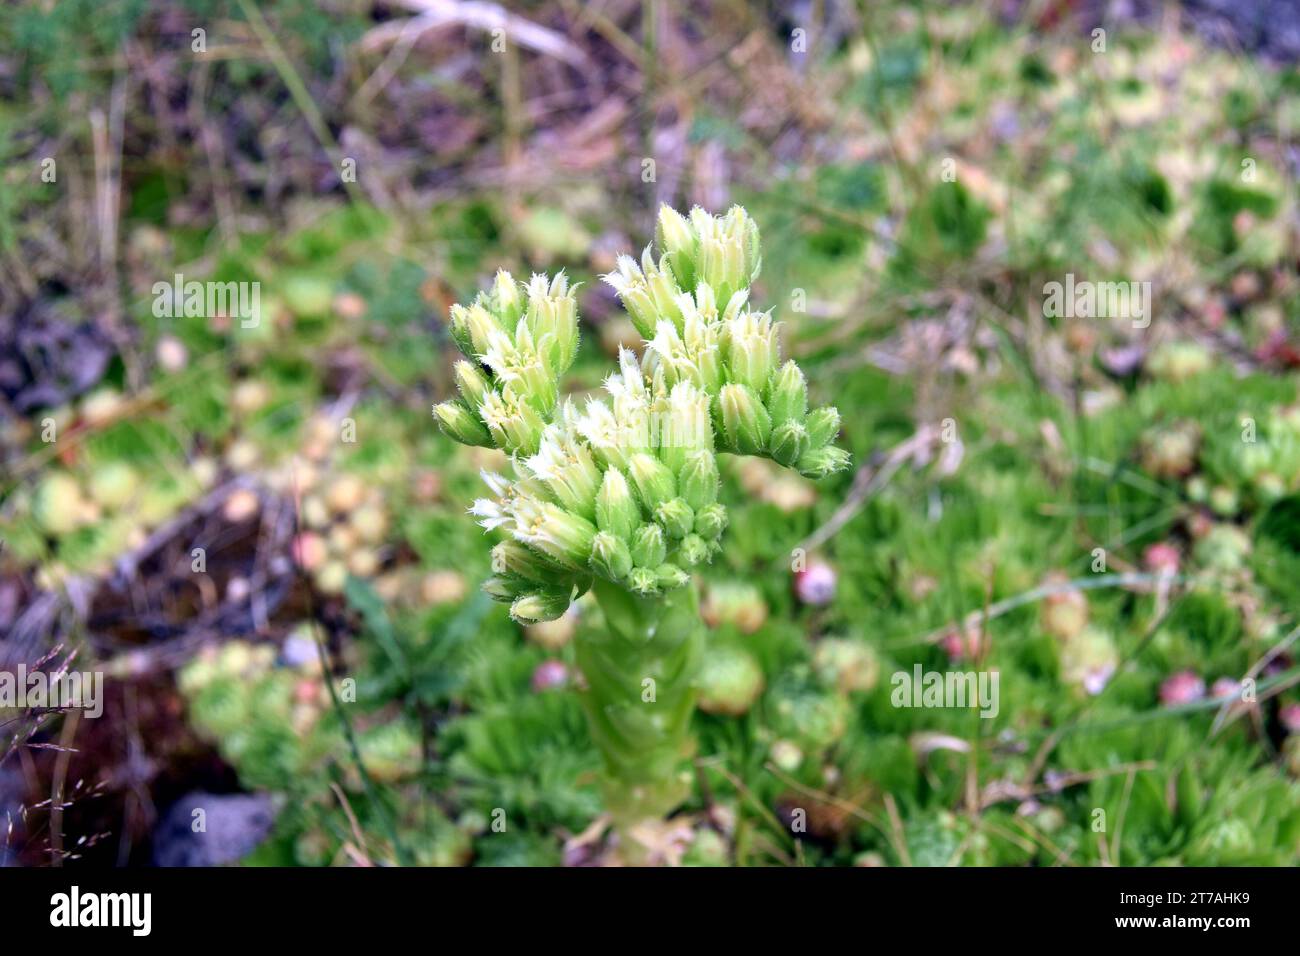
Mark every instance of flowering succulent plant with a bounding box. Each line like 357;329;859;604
435;205;850;840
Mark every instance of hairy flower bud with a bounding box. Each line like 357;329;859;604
719;383;772;454
805;406;842;449
510;588;573;624
656;205;698;291
574;400;631;472
454;359;493;410
647;316;723;398
655;497;694;539
678;450;720;511
656;563;691;590
524;271;579;375
658;381;713;473
435;400;492;447
526;422;603;521
694;502;728;540
481;321;559;413
797;445;852;478
482;575;522;603
603;249;684;339
491;540;554;582
478;390;546;456
447;303;476;357
460;301;505;358
511;499;597;570
722;310;780;394
630;523;667;568
700;235;747;300
628;566;661;596
628;452;676;511
769;420;810;468
604;256;658;339
590;531;634;582
726;206;762;280
492;269;524;325
692;206;761;304
678;533;712;566
767;361;808;427
595;467;640;541
644;254;686;331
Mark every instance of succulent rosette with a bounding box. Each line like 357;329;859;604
436;205;850;838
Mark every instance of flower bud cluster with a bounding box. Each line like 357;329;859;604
439;206;850;623
434;270;579;457
469;354;727;621
608;205;850;478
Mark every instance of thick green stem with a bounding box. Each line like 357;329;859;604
578;578;706;832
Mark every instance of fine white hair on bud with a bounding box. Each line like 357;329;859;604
768;361;808;427
656;205;698;291
679;450;719;511
526;418;602;521
695;502;728;539
480;470;511;498
461;301;505;358
722;309;781;394
719;383;772;455
797;445;852;479
595;466;640;541
688;205;761;304
605;348;649;404
480;319;559;414
630;523;668;569
435;400;493;448
655;562;690;590
805;406;843;448
491;269;524;324
477;390;546;457
523;270;579;374
655;497;694;539
679;533;711;566
659;381;713;473
469;497;509;532
590;530;634;582
510;587;574;624
602;253;656;338
680;282;719;324
574;398;633;471
510;497;597;570
769;420;810;467
453;360;492;410
491;540;553;582
628;566;661;596
628;452;677;511
602;247;684;339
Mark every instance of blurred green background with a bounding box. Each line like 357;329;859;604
1;0;1299;866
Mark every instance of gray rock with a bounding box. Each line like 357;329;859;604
152;791;278;867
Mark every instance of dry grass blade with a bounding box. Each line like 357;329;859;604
798;424;943;554
362;0;591;68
